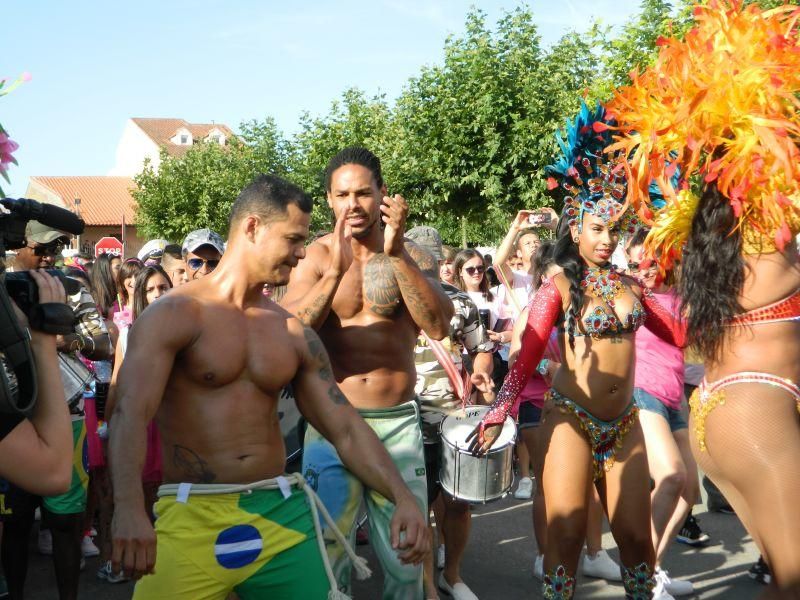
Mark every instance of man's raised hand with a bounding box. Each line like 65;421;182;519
381;194;408;257
329;209;354;276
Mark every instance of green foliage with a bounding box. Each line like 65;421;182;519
392;8;601;245
136;0;798;246
287;88;394;233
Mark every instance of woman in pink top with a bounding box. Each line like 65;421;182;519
628;230;699;597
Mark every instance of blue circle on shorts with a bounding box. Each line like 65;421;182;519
214;524;263;569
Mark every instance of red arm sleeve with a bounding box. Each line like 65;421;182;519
479;278;562;437
641;288;687;348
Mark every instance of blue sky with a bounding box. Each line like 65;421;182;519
3;0;641;197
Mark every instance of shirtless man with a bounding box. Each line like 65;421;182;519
109;174;428;600
281;147;453;599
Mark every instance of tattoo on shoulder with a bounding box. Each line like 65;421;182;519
302;327;348;405
364;254;401;316
172;445;216;483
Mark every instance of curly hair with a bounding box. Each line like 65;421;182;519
677;184;745;362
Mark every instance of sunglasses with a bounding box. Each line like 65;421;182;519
187;257;220;271
464;265;485;276
628;260;657;272
28;242;65;257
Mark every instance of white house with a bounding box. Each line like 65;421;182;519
108;118;235;176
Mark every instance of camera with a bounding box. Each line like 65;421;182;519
5;270;80;317
0;198;84;417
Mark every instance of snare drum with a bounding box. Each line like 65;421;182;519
439;405;516;503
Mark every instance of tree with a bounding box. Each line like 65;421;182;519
133;118;290;241
287;88;393;233
391;8;603;245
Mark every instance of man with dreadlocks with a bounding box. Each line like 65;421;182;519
608;1;800;596
467;102;686;600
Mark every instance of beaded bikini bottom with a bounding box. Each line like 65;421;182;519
689;371;800;452
545;389;638;481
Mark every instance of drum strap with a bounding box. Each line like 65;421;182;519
422;332;473;407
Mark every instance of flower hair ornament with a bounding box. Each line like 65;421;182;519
546;101;641;237
606;0;800;269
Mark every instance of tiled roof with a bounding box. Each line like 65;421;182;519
29;176;136;226
132;118;235;157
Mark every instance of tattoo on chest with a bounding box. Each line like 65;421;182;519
364;254;401;316
172;445;216;483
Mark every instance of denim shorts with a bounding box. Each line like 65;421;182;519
518;402;543;430
633;388;688;432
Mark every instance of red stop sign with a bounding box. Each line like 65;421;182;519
94;236;124;258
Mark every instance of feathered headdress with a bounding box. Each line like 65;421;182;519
606;0;800;268
546;101;641;236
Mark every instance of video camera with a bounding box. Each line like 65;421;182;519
0;198;85;417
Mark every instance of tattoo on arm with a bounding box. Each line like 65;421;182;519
405;241;438;277
390;257;438;325
302;328;349;405
364;254;401;316
296;293;329;327
172;445;216;483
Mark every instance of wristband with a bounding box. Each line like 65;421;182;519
536;359;550;376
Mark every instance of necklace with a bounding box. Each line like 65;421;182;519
581;264;624;307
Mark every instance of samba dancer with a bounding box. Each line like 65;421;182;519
468;102;685;599
608;2;800;595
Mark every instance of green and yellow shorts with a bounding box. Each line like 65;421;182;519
133;481;331;600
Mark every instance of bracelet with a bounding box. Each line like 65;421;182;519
536;359;550;376
83;335;96;355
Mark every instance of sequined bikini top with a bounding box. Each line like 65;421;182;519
564;265;647;339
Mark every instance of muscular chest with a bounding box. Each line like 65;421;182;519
179;310;299;392
332;254;403;320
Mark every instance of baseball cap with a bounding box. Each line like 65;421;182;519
406;226;443;261
25;220;72;245
182;229;225;256
137;239;170;262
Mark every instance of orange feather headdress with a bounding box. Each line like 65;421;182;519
605;0;800;268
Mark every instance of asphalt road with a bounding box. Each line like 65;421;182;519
22;477;763;599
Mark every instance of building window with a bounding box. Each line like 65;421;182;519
180;134;188;144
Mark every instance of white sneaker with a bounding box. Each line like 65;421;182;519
37;529;52;555
437;545;445;569
533;554;544;580
656;567;694;596
513;477;533;499
582;549;622;582
82;535;100;558
653;570;677;600
438;573;479;600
